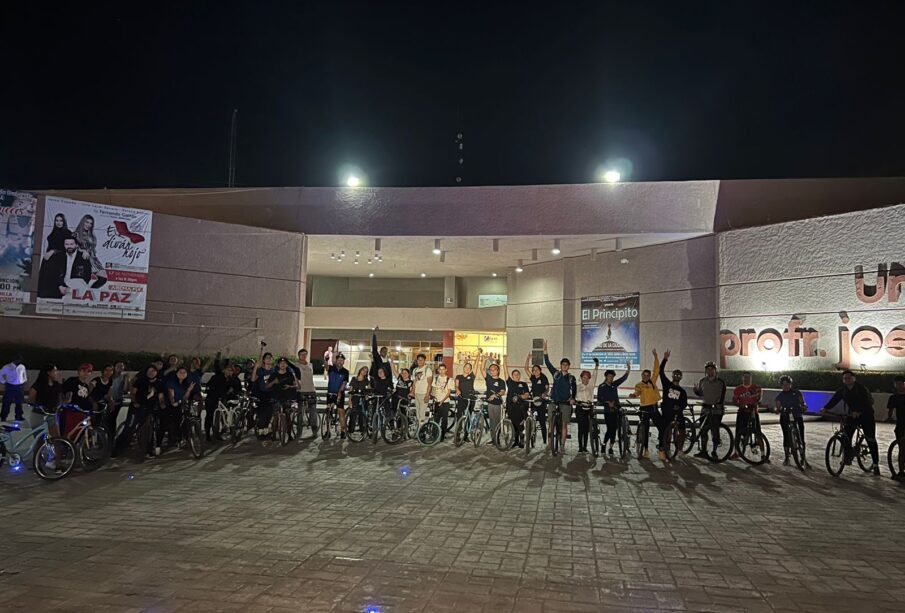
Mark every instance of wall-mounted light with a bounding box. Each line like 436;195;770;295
420;272;427;278
551;239;561;255
515;259;523;273
368;272;374;278
432;239;442;255
491;272;498;277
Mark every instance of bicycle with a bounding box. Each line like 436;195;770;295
346;394;370;443
575;401;598;456
493;401;515;451
470;399;494;448
295;392;319;440
0;407;76;480
212;396;247;444
778;406;806;470
549;403;564;457
377;395;408;445
176;401;206;458
736;408;771;465
320;396;341;440
416;399;442;446
682;405;734;463
824;415;873;477
634;405;658;460
888;434;904;479
58;403;111;472
524;402;539;455
616;401;635;460
453;394;478;446
661;409;691;460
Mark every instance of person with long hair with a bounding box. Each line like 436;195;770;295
72;214;107;287
42;213;70;260
525;354;550;445
346;366;370;439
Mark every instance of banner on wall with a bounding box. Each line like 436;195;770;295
580;292;641;368
0;190;37;315
36;196;153;319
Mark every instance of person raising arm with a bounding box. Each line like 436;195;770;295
542;339;577;455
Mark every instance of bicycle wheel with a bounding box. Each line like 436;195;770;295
738;431;770;466
231;413;246;444
495;420;514;451
454;416;468;446
855;433;873;472
347;409;366;443
371;411;380;445
79;427;111;472
417;420;441;446
525;417;537;455
825;433;847;477
137;418;152;462
681;419;697;454
278;413;291;446
710;425;734;463
407;412;419;440
635;422;646;459
618;417;630;459
472;418;484;447
789;427;805;470
666;422;682;460
189;420;205;458
888;438;903;478
382;412;406;445
321;408;332;440
33;438;76;481
551;415;561;456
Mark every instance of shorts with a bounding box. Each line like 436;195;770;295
548;402;572;428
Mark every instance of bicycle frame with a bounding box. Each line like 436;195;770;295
0;418;51;467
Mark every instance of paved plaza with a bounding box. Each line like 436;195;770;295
1;420;903;612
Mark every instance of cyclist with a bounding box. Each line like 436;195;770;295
346;366;371;439
431;363;454;440
693;361;728;460
370;328;394;384
412;354;433;424
629;349;661;459
0;355;27;422
658;350;687;460
455;362;477;440
113;364;165;457
505;363;530;448
267;358;299;437
542;339;577;455
326;353;350;437
107;361;130;436
163;367;195;451
88;364;115;413
204;358;241;441
889;375;905;480
820;370;880;475
597;361;631;455
525;354;550;445
60;363;94;440
250;351;276;437
484;361;507;436
575;358;599;453
731;372;763;460
774;375;808;466
391;359;415;416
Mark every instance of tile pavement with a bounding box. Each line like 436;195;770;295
0;420;903;612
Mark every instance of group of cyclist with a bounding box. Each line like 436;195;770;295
3;338;903;478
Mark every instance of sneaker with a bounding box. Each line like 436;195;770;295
658;450;667;461
783;457;790;466
710;451;720;461
44;460;58;470
871;464;880;476
642;449;650;459
340;431;346;440
154;446;161;457
892;473;903;481
694;450;709;459
607;446;614;455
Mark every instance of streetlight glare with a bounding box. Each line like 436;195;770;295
603;170;621;183
346;175;361;187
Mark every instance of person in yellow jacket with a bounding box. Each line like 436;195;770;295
629;349;661;459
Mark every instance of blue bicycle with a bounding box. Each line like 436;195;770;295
0;406;76;480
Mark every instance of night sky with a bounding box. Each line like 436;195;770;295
3;1;904;189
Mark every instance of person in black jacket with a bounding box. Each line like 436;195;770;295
658;350;688;458
37;235;92;298
369;328;393;385
820;370;879;474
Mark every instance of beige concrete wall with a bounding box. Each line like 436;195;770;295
305;306;506;332
507;237;718;378
457;276;508;308
2;209;307;357
308;276;444;307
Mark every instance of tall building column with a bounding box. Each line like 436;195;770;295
444;276;458;308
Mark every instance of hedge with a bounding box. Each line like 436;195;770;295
720;370;902;393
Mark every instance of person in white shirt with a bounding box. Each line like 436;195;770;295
575;358;600;453
411;353;433;424
1;355;28;422
430;363;455;440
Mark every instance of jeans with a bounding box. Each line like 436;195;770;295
845;413;879;464
204;394;221;437
657;407;675;450
533;401;548;443
576;407;593;450
699;406;724;452
112;405;147;456
779;410;804;453
434;401;451;438
736;408;759;440
603;407;619;447
1;383;25;421
488;403;503;434
639;405;657;452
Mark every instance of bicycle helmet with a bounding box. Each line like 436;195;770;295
672;369;683;377
704;361;717;369
779;375;793;385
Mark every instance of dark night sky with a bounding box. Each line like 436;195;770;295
2;1;904;189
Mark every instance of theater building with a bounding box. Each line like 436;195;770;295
2;177;904;380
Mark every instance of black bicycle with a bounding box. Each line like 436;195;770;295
549;403;564;456
778;406;806;470
824;415;873;477
179;400;205;458
736;409;771;465
682;405;734;463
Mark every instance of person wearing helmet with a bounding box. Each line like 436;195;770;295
732;372;763;460
821;370;879;474
658;349;688;458
693;361;727;460
774;375;808;466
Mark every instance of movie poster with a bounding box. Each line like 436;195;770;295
580;292;640;368
35;196;153;319
0;189;37;315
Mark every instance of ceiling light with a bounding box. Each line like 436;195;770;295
354;260;359;265
603;170;621;183
367;258;372;264
368;272;374;278
346;175;361;187
551;239;561;255
330;253;335;260
515;259;523;273
491;272;497;277
420;272;427;278
432;239;442;255
355;250;360;257
492;239;500;253
340;250;346;256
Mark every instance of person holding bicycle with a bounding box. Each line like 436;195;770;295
250;348;276;436
574;358;599;453
820;370;879;475
597;361;631;456
731;372;762;461
693;361;728;460
889;375;905;480
345;366;370;439
629;349;661;460
658;350;687;460
113;364;165;457
164;367;195;451
525;355;550;445
774;375;808;467
391;360;415;416
543;339;577;454
454;362;477;440
431;363;455;441
484;362;507;436
505;364;530;448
